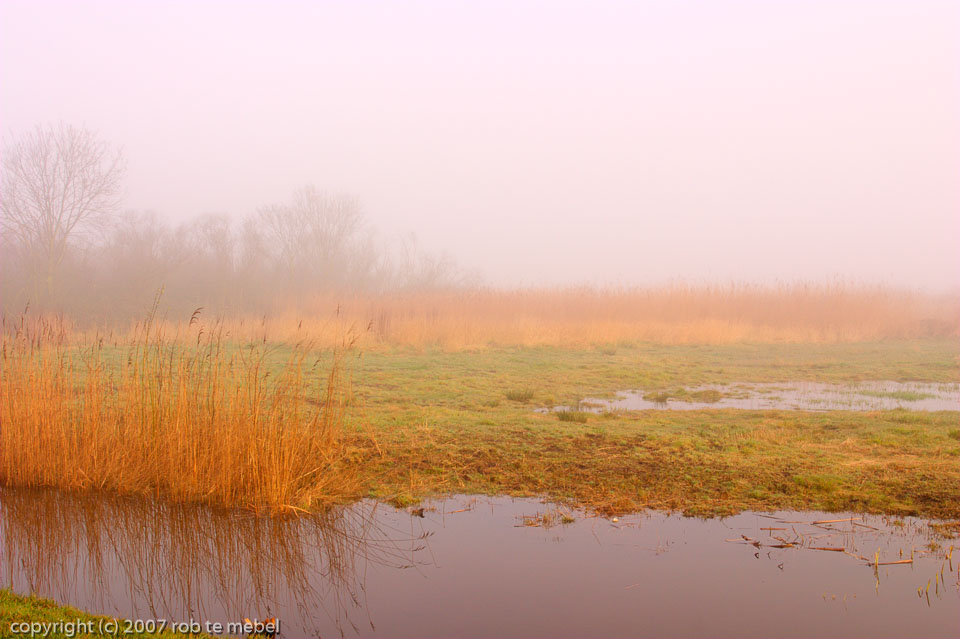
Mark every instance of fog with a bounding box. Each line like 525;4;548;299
1;0;958;293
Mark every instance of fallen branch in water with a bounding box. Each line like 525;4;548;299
812;517;860;524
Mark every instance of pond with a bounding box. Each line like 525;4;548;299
542;382;960;413
1;489;957;638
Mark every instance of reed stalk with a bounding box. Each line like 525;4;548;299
0;314;357;512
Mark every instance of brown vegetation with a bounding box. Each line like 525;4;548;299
0;314;359;512
124;284;959;349
1;284;956;517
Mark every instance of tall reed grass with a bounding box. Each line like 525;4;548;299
0;313;358;512
123;283;959;350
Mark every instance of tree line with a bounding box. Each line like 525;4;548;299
1;123;466;322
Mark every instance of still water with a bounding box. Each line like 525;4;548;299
1;489;957;638
549;381;960;413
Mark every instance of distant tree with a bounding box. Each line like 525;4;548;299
1;123;124;305
255;186;364;290
392;232;466;291
98;211;186;315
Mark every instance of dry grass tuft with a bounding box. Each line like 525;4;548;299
0;313;359;512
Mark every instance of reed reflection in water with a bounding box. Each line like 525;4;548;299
0;488;430;636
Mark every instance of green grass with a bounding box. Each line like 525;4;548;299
504;389;535;402
556;410;590;423
643;390;672;403
686;389;723;403
337;338;960;517
643;388;724;403
0;590;211;638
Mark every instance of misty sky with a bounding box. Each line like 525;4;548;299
2;0;957;289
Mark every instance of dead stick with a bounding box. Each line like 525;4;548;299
811;517;860;524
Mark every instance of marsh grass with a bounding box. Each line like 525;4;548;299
556;410;590;423
64;284;960;350
520;508;576;528
505;389;535;402
687;389;723;403
643;391;672;403
643;388;724;403
352;341;960;517
0;313;359;512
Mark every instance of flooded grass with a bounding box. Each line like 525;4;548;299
554;381;960;413
643;387;724;403
642;390;673;403
1;489;957;638
857;389;937;401
518;506;577;527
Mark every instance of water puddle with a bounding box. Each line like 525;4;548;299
1;489;957;638
546;381;960;413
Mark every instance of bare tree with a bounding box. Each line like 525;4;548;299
255;186;364;290
1;123;124;305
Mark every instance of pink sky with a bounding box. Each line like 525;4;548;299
2;0;958;289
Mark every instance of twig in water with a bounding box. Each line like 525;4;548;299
812;517;860;524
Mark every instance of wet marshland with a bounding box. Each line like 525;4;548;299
1;489;957;638
545;382;960;413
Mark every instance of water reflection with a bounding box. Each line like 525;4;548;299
0;488;428;636
1;490;958;638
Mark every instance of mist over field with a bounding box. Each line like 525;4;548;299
3;4;960;636
2;0;957;314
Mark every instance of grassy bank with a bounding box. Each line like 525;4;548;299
0;590;211;638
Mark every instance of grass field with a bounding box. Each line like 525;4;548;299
3;314;959;518
3;302;958;518
339;338;960;517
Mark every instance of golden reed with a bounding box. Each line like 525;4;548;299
138;284;957;350
0;314;358;512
